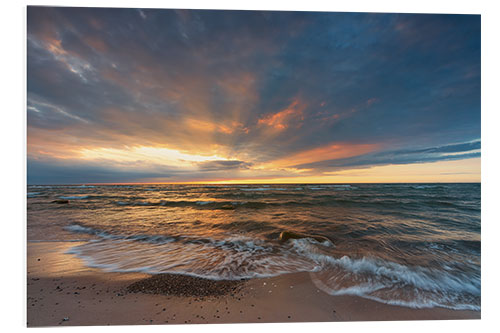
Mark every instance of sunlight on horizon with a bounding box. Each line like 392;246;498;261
79;146;230;168
87;157;480;185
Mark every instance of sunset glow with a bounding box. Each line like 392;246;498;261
27;8;480;184
79;146;229;167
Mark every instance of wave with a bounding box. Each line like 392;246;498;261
240;188;287;191
114;199;275;209
299;243;480;310
66;232;320;280
235;186;350;192
65;224;173;242
116;200;217;207
310;273;480;311
412;185;440;190
64;224;117;239
110;197;474;210
64;224;480;310
28;185;65;188
318;255;479;295
58;195;90;200
196;201;215;205
307;185;357;190
28;239;91;243
28;185;97;189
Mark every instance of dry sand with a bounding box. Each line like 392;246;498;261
27;242;480;327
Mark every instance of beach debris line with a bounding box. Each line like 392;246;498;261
127;273;246;297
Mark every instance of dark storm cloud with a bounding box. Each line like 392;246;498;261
27;156;257;184
196;160;252;171
296;140;481;171
394;141;481;155
27;158;176;184
26;7;480;183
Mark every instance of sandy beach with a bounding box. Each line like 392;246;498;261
22;4;485;330
27;242;480;327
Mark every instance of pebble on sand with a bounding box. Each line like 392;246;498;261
127;273;245;298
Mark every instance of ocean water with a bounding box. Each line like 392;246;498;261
27;183;480;310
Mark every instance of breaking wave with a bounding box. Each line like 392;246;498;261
64;223;480;310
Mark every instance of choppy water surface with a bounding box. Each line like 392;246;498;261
27;183;480;310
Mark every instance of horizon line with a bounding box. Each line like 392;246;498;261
27;181;482;186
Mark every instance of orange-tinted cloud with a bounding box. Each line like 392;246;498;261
189;157;480;184
266;142;381;168
83;35;109;53
258;99;305;130
184;118;247;135
26;8;480;184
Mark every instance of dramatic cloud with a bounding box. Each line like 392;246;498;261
196;160;253;171
27;7;480;184
296;141;481;171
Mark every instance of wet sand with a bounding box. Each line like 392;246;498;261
27;242;480;327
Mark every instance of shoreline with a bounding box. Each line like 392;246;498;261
27;241;480;327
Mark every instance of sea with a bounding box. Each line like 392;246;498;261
27;183;481;311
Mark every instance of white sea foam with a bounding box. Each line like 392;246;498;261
305;253;480;295
370;297;480;311
196;201;215;205
63;224;480;311
64;224;118;240
412;185;438;190
65;224;99;234
309;273;480;310
66;234;320;280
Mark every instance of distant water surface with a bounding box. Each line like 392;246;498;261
27;183;480;310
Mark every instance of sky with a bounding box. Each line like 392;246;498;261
26;7;481;184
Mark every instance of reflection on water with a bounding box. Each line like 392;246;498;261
27;183;480;310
